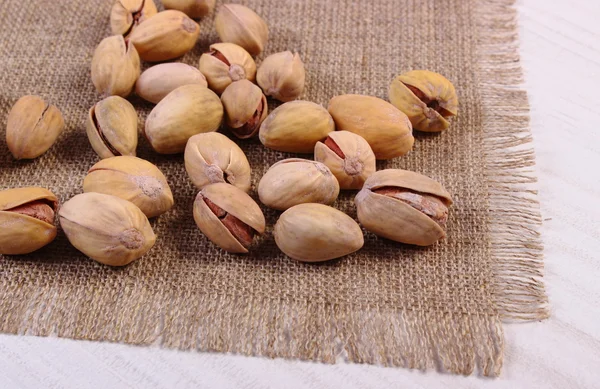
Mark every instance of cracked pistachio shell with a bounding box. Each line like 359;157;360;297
184;132;251;192
355;169;453;246
259;101;334;153
274;203;364;263
136;63;207;104
144;84;223;154
0;187;58;255
193;183;265;253
59;192;156;266
162;0;215;19
86;96;138;159
314;131;376;190
91;35;140;97
110;0;157;37
6;95;65;160
83;156;174;218
129;10;200;62
221;79;267;139
215;4;268;56
389;70;458;132
257;51;305;102
328;94;414;160
258;158;340;211
199;43;256;95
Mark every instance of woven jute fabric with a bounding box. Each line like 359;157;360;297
0;0;548;376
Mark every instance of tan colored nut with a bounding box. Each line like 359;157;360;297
83;156;174;218
6;95;65;160
193;183;265;253
91;35;140;97
129;10;200;62
355;169;453;246
199;43;256;95
0;187;58;255
256;51;305;102
59;192;156;266
110;0;157;37
214;4;268;56
258;158;340;210
314;131;376;190
136;63;207;104
162;0;215;19
259;101;334;153
221;79;267;139
184;132;251;192
144;84;223;154
274;203;364;263
86;96;138;159
328;94;414;160
389;70;458;132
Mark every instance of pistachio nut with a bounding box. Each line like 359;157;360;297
199;43;256;95
256;51;305;102
86;96;138;159
91;35;140;97
389;70;458;132
135;63;207;104
59;192;156;266
6;95;65;160
129;10;200;62
83;156;174;218
193;183;265;253
162;0;215;19
314;131;376;190
144;84;223;154
110;0;157;37
274;203;364;263
355;169;453;246
0;187;58;255
259;101;334;153
214;4;268;56
328;94;414;160
258;158;339;210
184;132;251;192
221;79;267;139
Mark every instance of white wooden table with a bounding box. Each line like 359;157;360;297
1;0;599;387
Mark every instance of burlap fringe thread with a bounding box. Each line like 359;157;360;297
3;0;548;378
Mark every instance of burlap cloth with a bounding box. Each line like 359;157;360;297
0;0;548;376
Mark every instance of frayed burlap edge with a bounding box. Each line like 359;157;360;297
475;0;549;323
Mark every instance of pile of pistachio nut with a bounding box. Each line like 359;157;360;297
1;0;458;266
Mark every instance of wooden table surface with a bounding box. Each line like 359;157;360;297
1;0;599;387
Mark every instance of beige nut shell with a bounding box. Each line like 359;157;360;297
6;95;65;160
83;156;174;218
214;4;268;56
259;100;334;153
274;203;364;262
59;192;156;266
221;79;267;138
314;131;376;190
328;94;414;160
389;70;458;132
86;96;138;159
184;132;251;192
258;158;340;211
144;84;223;154
110;0;157;37
136;63;207;104
355;169;452;246
129;10;200;62
91;35;140;97
256;51;305;102
162;0;216;19
199;43;257;95
0;187;58;255
193;183;265;253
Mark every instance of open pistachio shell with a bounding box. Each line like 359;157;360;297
91;35;140;97
110;0;157;37
221;79;267;139
86;96;138;159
